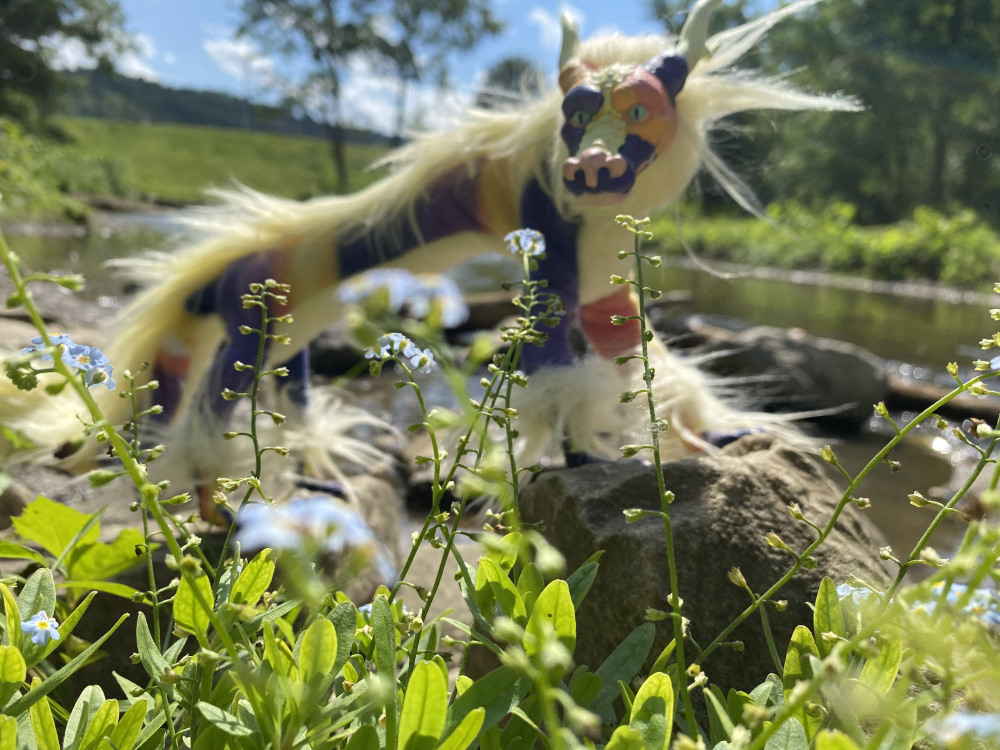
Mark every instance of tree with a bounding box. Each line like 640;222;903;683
0;0;129;131
475;56;543;109
366;0;502;142
238;0;381;192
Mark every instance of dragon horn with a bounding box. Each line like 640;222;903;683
558;12;580;68
676;0;723;65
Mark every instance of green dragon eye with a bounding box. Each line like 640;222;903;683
628;104;648;122
570;110;593;127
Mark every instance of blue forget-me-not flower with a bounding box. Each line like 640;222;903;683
21;610;61;646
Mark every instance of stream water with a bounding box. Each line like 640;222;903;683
7;213;998;572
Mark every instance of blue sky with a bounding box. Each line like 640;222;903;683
63;0;676;131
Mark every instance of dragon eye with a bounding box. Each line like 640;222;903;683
570;110;593;128
628;104;648;122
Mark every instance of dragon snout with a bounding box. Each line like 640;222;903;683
562;147;628;190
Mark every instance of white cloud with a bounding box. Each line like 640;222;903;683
203;34;277;87
163;51;177;65
528;5;584;51
46;31;159;81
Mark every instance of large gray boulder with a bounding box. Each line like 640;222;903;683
519;434;889;695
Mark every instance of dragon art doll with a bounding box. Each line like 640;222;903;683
2;0;855;513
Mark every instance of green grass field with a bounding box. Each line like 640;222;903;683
58;117;391;204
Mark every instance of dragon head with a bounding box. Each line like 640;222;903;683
557;0;720;207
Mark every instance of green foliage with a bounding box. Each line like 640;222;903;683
649;201;1000;290
3;217;1000;750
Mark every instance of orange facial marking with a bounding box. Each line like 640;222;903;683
612;68;678;157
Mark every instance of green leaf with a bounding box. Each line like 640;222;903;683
0;645;26;708
569;668;602;707
11;495;98;557
442;665;527;738
782;626;820;691
436;707;485;750
813;577;846;657
815;730;862;750
629;672;674;750
231;548;275;606
372;595;399;748
197;702;254;737
765;717;809;750
345;725;379;749
750;674;785;708
399;660;448;750
28;682;59;750
590;622;655;715
0;541;46;566
56;580;147;602
329;601;357;677
299;617;337;686
0;584;20;649
516;562;544;613
107;699;148;750
78;699;119;750
605;726;645;750
478;558;526;625
63;685;105;750
173;573;214;647
0;716;15;750
704;685;735;744
135;612;174;695
566;559;600;609
65;527;148;581
524;579;576;658
29;591;97;669
857;629;902;697
484;532;521;573
17;567;57;622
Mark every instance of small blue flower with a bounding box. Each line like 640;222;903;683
21;610;61;646
19;334;78;365
408;347;436;374
338;269;469;327
366;332;418;361
65;344;116;390
928;712;1000;745
504;229;546;257
235;496;397;582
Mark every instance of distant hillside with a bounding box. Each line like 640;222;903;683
58;70;394;146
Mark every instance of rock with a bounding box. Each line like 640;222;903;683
688;321;889;430
519;434;889;696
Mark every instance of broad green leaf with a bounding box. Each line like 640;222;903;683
479;558;526;625
516;562;544;613
813;578;846;657
0;584;20;649
17;567;56;622
569;668;602;707
750;674;784;707
135;612;174;694
173;573;214;646
605;726;645;750
66;527;148;581
78;699;119;750
399;660;448;750
782;626;820;691
524;579;576;658
372;596;399;747
436;706;485;750
484;532;521;572
704;684;735;744
64;685;105;750
0;715;15;750
231;548;275;607
815;730;862;750
629;672;674;750
566;560;600;609
299;617;337;685
764;717;809;750
0;645;26;709
28;682;59;750
329;601;357;676
197;702;254;737
107;699;148;750
442;665;527;737
590;622;655;715
262;622;294;676
0;541;46;566
345;725;379;749
12;495;98;557
857;629;902;697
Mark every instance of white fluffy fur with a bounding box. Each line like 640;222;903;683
1;1;852;489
